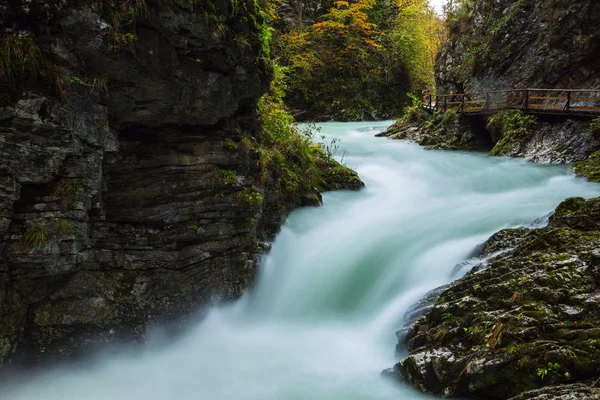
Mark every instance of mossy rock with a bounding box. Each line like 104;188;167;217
393;196;600;399
573;150;600;182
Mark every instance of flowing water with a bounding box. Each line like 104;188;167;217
5;121;600;400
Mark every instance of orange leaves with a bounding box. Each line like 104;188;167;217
362;38;380;49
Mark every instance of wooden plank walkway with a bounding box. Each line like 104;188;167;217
422;89;600;117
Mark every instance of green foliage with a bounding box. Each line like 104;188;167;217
485;323;504;349
573;150;600;182
224;138;237;150
400;92;428;123
97;0;148;50
23;225;47;248
382;0;442;89
70;76;86;86
444;0;475;33
441;312;456;321
223;170;237;184
253;64;346;203
537;362;560;380
591;117;600;137
235;188;263;206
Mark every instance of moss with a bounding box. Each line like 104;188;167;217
590;117;600;138
488;110;537;156
573;150;600;182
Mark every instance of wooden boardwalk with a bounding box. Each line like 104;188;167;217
422;89;600;117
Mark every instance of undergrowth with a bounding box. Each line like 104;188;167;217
0;33;56;105
251;64;353;204
400;92;428;124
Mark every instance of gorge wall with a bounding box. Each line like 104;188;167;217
436;0;600;93
0;0;361;368
382;0;600;169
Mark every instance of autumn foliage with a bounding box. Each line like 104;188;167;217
276;0;443;121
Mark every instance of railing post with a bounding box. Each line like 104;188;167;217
564;91;571;112
524;90;529;110
484;93;490;110
429;94;432;110
443;96;447;112
435;95;438;111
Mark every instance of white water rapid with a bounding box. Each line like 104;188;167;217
5;121;600;400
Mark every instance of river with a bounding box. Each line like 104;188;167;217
5;121;600;400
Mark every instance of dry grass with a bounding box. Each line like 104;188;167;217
52;218;75;234
23;225;47;248
91;77;108;96
0;35;44;85
53;179;84;209
485;323;504;349
510;291;523;304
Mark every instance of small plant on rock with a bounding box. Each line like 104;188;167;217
537;362;560;380
52;218;75;234
224;138;237;150
53;178;85;209
591;117;600;138
400;92;428;124
236;188;263;206
23;225;47;248
441;312;456;322
485;323;504;349
223;170;237;184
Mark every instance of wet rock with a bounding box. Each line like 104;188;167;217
377;111;491;152
508;384;600;400
390;197;600;399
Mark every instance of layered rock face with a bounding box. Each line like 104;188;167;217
0;0;361;367
388;197;600;399
436;0;600;93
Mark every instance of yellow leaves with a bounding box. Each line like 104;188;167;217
362;38;380;49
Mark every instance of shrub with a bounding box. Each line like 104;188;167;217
400;92;428;123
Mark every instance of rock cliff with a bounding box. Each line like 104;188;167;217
436;0;600;93
379;0;600;177
0;0;361;368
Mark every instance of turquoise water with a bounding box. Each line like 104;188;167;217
5;121;600;400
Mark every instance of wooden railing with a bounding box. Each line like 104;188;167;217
422;89;600;116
